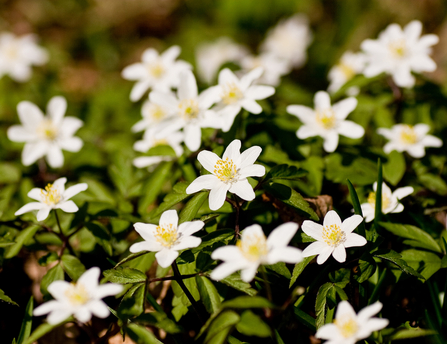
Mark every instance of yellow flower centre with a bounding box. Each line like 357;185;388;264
222;82;243;105
389;39;407;58
4;43;18;60
148;62;165;78
145;104;166;122
334;315;359;338
154;223;178;248
337;62;356;80
40;183;62;205
322;223;345;247
399;125;418;145
213;157;238;182
316;109;337;130
178;99;199;120
37;119;58;141
367;191;391;211
237;232;268;262
65;283;90;306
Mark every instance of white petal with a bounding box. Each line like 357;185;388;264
161;45;181;62
186;175;218;194
33;300;61;316
56;200;78;213
178;220;205;237
15;202;45;216
301;221;323;240
28;188;44;201
245;85;275;100
240;264;259;282
121;63;147;80
297;125;319;140
420;135;442;148
337;121;365;139
172;236;201;250
184;124;202;152
239;146;262;169
47;96;67;126
129;241;162;253
75;308;92;323
229;179;255;201
222;139;241;161
344;233;367;248
149;91;178;110
266;222;299;249
209;183;230;211
315;323;339;340
37;208;51;221
78;267;100;291
218;68;239;86
240;67;263;90
332;245;347;263
324;210;342;228
22;141;49;166
155;249;179;268
47;309;73;325
392;186;414;200
7;126;33;142
133;156;166;168
314;91;332;110
94;284;123;299
58;137;83;152
178;70;198;100
357;301;383;322
332;97;357;120
130;80;152;102
323;132;339;153
392;68;415;88
316;246;334;265
59;117;83;138
407;144;425;158
17;101;45;128
267;247;302;264
210;261;247;281
46;145;64;168
341;214;364;234
89;300;111;318
335;300;357;319
301;241;327;257
286;105;315;122
63;183;88;200
239;164;265;178
159;209;178;228
197;150;220;173
240;99;262;114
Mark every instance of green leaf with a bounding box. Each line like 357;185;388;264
383;151;406;185
0;162;21;183
126;323;163;344
138;161;175;214
23;320;71;344
264;164;307;182
380;222;442;253
179;191;208;223
191;229;234;254
133;312;182;334
290;256;313;288
400;249;442;280
354;254;377;283
38;252;59;267
347;179;366;237
17;297;33;344
104;267;147;284
204;310;240;344
315;282;334;329
118;283;145;319
6;225;40;259
418;173;447;196
0;288;18;306
218;273;257;296
266;262;291;279
221;296;274;310
148;181;191;219
40;264;65;296
85;222;113;256
374;250;424;280
388;327;437;340
324;153;377;186
61;255;86;281
196;275;222;314
114;251;150;268
236;310;271;337
375;159;383;227
293;307;316;332
263;182;319;221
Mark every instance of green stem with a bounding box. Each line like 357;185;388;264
54;209;64;237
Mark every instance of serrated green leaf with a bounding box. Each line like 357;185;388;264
126;323;163;344
104;267;147;284
290;256;313;288
264;164;307;182
61;255;86;281
40;264;64;296
236;310;271;337
114;251;150;268
204;310;240;344
374;250;425;280
263;182;319;221
179;191;208;223
380;222;441;253
196;275;222;314
191;229;234;254
17;297;33;344
118;283;145;319
0;288;18;306
218;273;257;296
315;282;334;329
266;262;291;279
6;225;40;259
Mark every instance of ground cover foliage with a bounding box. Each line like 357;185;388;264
1;0;447;343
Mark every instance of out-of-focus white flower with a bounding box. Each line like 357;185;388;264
261;14;312;68
360;182;413;223
131;98;174;133
211;223;302;282
209;67;275;132
33;267;122;325
15;177;88;221
361;20;438;88
196;37;249;84
133;129;183;169
7;96;83;168
287;91;364;152
328;51;366;93
377;123;442;158
121;45;191;102
240;53;291;86
149;70;222;151
130;210;204;268
316;301;388;344
0;32;48;82
186;139;265;211
301;210;366;264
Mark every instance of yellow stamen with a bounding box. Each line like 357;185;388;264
388;39;407;58
334;315;358;338
178;99;199;120
399;125;418;145
322;223;345;247
37;119;58;141
148;62;165;78
154;223;178;248
316;109;337;130
222;82;243;105
40;183;61;205
65;283;90;306
337;62;356;80
237;232;268;262
213;157;237;182
367;191;391;211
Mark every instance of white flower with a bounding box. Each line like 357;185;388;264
133;129;183;169
121;45;191;102
186;139;265;211
196;37;249;84
316;301;389;344
130;210;204;268
15;177;88;221
240;52;291;86
361;20;438;88
328;51;366;93
33;267;123;325
301;210;366;264
260;14;312;68
210;67;275;132
287;91;364;152
211;223;302;282
150;70;222;151
7;96;83;168
377;123;442;158
131;97;173;133
0;32;48;82
360;182;414;223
